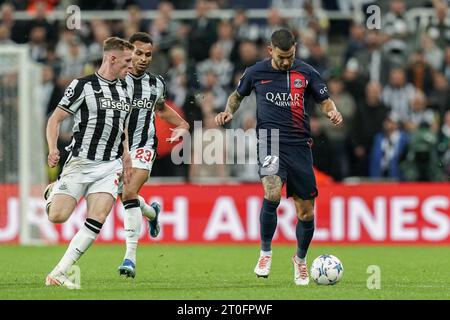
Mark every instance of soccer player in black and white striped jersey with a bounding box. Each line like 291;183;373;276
44;37;134;288
117;32;189;278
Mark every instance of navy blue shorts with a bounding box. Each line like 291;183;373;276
258;142;318;199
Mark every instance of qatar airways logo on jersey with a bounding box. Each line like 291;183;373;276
132;98;154;110
266;92;302;107
99;98;130;112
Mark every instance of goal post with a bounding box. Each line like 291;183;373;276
0;45;48;245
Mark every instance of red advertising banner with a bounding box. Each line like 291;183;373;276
0;183;449;244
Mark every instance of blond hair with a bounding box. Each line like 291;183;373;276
103;37;134;52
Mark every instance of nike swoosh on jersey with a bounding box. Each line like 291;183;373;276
260;80;273;84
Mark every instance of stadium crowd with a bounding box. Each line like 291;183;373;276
0;0;449;182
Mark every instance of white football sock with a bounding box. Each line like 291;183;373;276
123;200;142;264
55;219;101;274
295;255;306;264
260;250;272;257
138;195;156;220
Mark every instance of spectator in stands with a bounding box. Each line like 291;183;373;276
310;115;333;176
43;43;62;77
196;42;234;89
342;59;367;108
292;0;329;48
58;38;86;88
426;2;450;49
259;7;290;43
1;2;28;43
150;1;181;55
382;67;416;123
87;20;111;61
199;70;228;112
406;49;434;95
233;40;259;76
29;25;48;62
304;41;329;78
401;122;442;182
342;22;366;67
187;0;217;63
228;70;257;131
421;34;444;71
56;29;87;62
319;76;357;181
429;71;450;120
232;7;260;42
404;90;439;134
351;81;387;176
0;23;14;44
369;113;409;180
167;46;190;107
353;30;390;85
125;4;149;33
27;0;58;45
216;19;238;62
229;114;259;182
382;0;412;69
41;65;62;118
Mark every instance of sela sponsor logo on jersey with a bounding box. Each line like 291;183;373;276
99;97;130;112
149;84;158;94
132;98;155;110
265;92;302;107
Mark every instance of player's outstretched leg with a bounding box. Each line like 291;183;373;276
118;199;141;278
292;197;315;285
254;198;279;278
138;195;161;238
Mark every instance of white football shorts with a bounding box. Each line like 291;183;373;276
53;156;123;201
129;147;156;172
117;147;156;194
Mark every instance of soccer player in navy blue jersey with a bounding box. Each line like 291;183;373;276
215;29;343;285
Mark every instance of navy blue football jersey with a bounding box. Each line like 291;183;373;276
237;58;329;145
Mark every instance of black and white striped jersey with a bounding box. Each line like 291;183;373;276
125;72;166;151
58;72;131;161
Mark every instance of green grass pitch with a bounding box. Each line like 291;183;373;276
0;244;449;300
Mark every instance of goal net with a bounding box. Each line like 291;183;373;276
0;45;48;245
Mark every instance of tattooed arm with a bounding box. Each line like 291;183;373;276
215;90;245;126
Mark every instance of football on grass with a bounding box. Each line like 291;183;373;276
310;254;344;285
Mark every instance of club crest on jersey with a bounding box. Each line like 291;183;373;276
99;97;130;112
149;84;158;94
294;78;303;88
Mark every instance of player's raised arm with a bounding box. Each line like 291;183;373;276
215;90;244;126
320;98;343;126
46;107;72;167
155;102;190;143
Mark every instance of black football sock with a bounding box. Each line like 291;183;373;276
296;218;315;260
260;198;279;252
